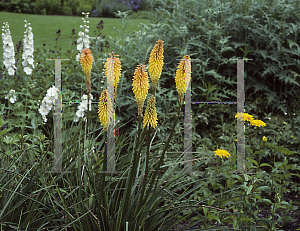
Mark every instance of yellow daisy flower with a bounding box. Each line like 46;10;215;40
235;112;254;122
250;119;266;127
262;136;267;142
214;149;231;158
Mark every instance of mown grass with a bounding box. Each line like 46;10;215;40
0;11;152;58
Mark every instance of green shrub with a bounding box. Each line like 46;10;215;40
33;0;64;15
8;0;36;14
75;0;93;16
0;0;95;16
94;0;133;18
61;1;74;16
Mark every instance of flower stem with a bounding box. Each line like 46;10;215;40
122;113;148;223
144;99;182;200
83;90;90;192
136;124;151;214
99;133;108;229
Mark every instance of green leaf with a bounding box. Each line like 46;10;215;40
207;214;221;223
247;158;257;166
258;198;273;205
247;185;253;195
260;163;272;168
203;207;208;217
277;146;298;156
245;146;253;154
240;217;255;223
232;174;243;183
255;186;269;192
253;150;264;155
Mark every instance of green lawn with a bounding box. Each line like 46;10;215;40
0;11;152;60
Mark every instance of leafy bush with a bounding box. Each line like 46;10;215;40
106;0;300;143
0;0;37;14
33;0;64;15
0;0;95;16
93;0;131;18
93;0;144;18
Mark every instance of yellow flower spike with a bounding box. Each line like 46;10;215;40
175;55;191;103
132;64;149;116
104;52;122;101
214;149;231;159
148;40;164;93
263;136;267;142
184;57;191;89
143;95;158;129
98;89;113;132
80;48;93;92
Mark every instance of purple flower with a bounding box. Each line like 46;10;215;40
93;9;97;13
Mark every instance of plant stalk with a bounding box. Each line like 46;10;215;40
144;99;182;202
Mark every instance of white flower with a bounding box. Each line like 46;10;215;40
76;109;85;118
83;42;89;48
38;86;59;122
78;102;87;111
38;105;48;116
77;43;83;51
81;94;88;100
24;66;32;75
47;86;59;98
83;37;89;43
22;20;34;75
5;89;17;103
76;53;81;62
3;59;11;66
8;67;15;76
22;59;28;66
27;56;34;65
2;22;16;76
74;93;93;122
76;13;90;62
4;45;12;53
28;31;33;40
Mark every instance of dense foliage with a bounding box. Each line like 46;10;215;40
0;0;150;17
